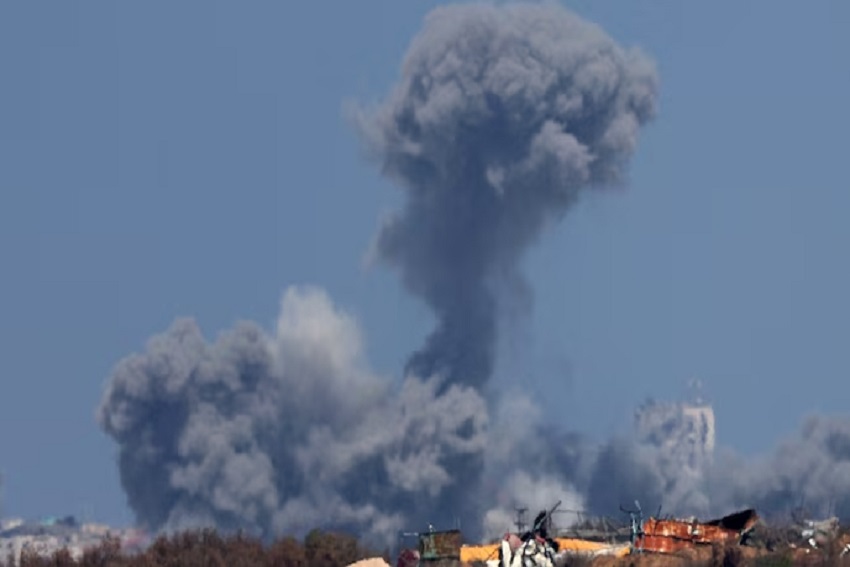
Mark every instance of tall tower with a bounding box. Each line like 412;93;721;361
634;378;716;475
682;377;715;455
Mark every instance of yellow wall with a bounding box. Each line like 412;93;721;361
459;538;630;562
459;543;500;562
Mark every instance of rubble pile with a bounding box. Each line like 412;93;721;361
1;506;849;567
397;503;850;567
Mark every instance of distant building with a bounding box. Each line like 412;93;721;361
0;515;147;567
0;518;23;532
681;402;716;456
634;378;716;476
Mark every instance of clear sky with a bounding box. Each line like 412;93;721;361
1;0;848;528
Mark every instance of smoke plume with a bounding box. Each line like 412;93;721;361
353;1;658;392
352;0;657;534
709;415;850;521
98;0;660;543
98;286;488;543
97;0;722;545
97;1;850;542
538;401;850;526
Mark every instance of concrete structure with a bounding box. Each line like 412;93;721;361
0;515;147;566
634;379;716;476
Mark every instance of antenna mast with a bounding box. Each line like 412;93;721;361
513;507;528;534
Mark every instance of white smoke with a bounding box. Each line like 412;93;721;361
482;471;584;542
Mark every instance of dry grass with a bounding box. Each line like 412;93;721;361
4;527;850;567
4;528;388;567
581;542;849;567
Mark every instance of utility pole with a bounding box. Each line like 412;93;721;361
513;507;527;534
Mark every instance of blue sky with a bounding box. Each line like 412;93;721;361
1;0;848;527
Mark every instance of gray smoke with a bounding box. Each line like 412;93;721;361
527;401;850;528
354;1;658;391
478;392;590;539
709;415;850;520
99;0;663;545
579;400;716;519
97;1;850;544
351;0;657;534
98;286;488;544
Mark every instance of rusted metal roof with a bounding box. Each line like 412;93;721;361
635;508;759;554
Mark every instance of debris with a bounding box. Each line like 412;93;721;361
459;502;631;567
460;536;628;565
799;516;839;548
499;537;557;567
399;503;823;566
634;508;759;554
